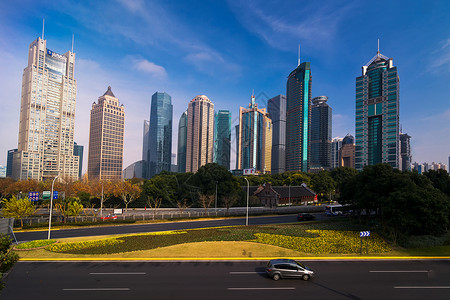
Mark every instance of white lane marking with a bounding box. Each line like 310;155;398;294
229;272;266;275
90;272;146;275
228;287;295;290
63;288;130;291
370;270;429;273
394;286;450;289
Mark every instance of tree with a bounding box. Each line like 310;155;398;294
330;167;358;197
222;195;237;215
0;234;19;291
310;171;336;201
0;178;15;199
67;201;84;222
146;196;162;219
114;181;142;211
199;194;215;215
1;196;35;227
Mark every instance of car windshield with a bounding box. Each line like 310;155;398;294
294;261;306;269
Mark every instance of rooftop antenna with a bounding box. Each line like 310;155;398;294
42;19;45;40
298;44;301;66
377;38;380;55
71;34;74;53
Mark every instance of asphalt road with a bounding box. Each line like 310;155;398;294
3;260;450;300
14;213;326;242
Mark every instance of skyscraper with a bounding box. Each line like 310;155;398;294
267;94;286;174
400;133;411;171
331;138;343;169
237;95;272;173
142;120;150;177
148;92;173;178
310;96;332;170
286;62;312;173
12;37;79;181
186;95;214;173
177;111;187;173
339;134;355;168
355;48;399;170
214;110;231;170
6;149;17;178
73;142;84;179
87;86;125;181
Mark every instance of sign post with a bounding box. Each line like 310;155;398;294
359;231;370;255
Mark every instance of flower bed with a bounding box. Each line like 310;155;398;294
46;238;124;253
14;239;58;250
253;230;391;254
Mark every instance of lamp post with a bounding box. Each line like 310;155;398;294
101;182;104;218
215;181;218;212
48;174;59;239
288;183;291;206
244;177;249;226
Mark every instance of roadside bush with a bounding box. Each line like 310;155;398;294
398;235;449;248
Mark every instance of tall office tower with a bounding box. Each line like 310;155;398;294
177;111;187;173
399;133;411;171
6;149;17;177
339;134;355;168
331;138;343;169
286;62;312;173
12;37;79;181
235;124;240;170
0;166;5;178
142;120;150;177
214;110;231;170
310;96;332;170
355;48;400;170
73;142;84;179
87;86;125;181
237;95;272;173
148;92;173;178
267;95;286;174
186;95;214;173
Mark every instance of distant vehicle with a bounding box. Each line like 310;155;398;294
297;213;315;221
265;259;314;281
100;214;118;220
325;204;346;216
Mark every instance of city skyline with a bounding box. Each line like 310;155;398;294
1;1;449;174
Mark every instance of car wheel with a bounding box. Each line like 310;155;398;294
273;273;281;281
302;274;310;281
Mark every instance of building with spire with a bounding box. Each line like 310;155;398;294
186;95;214;173
236;95;272;173
177;111;188;173
310;96;332;171
339;134;355;168
286;61;312;173
87;86;125;181
12;36;79;181
355;45;400;170
147;92;173;178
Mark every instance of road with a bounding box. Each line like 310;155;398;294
15;213;327;242
3;260;450;299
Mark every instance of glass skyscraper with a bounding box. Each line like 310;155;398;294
355;50;399;170
148;92;173;178
214;110;231;170
286;62;312;173
237;95;272;173
73;142;84;179
12;37;79;181
267;94;286;174
177;111;187;173
310;96;332;170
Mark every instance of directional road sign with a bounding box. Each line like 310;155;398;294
28;192;40;201
360;231;370;237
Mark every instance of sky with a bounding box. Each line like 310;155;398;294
1;0;449;173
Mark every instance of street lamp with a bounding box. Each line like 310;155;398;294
48;173;59;239
244;177;249;226
215;181;218;212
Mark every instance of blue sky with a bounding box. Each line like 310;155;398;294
1;0;449;172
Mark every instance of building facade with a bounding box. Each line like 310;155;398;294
177;111;188;173
267;94;286;174
73;142;83;179
236;95;272;173
286;62;312;173
6;149;17;177
355;50;400;170
148;92;173;178
142;120;150;178
12;37;79;181
214;110;231;170
331;138;343;169
399;133;411;171
339;134;355;168
87;86;124;181
310;96;332;170
186;95;214;173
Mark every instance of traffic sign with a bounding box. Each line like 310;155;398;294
42;191;51;200
53;191;58;200
28;192;40;201
360;231;370;237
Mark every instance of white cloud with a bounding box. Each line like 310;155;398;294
429;38;450;74
130;57;168;79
